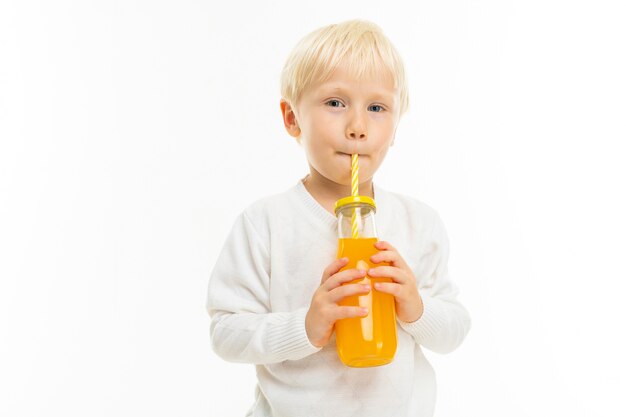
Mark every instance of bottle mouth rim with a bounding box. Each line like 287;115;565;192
334;196;377;214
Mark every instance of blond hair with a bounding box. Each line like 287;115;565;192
280;19;409;117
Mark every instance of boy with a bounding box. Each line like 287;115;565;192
207;19;471;417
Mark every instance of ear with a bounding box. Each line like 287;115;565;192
280;99;301;138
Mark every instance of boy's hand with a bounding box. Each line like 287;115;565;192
305;257;371;348
369;241;424;323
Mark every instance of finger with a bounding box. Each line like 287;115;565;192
321;257;349;284
374;240;396;251
370;249;409;270
331;306;369;321
324;268;367;291
328;282;371;303
373;282;402;297
368;266;408;284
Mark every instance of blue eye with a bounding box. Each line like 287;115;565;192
326;100;344;108
369;105;384;112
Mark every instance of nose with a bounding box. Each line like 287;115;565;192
346;108;367;140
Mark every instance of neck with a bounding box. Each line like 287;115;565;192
303;169;375;215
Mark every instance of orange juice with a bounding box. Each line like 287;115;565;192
335;237;397;367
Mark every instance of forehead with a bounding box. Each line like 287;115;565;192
314;65;397;97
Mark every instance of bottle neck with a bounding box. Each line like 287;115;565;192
336;204;378;239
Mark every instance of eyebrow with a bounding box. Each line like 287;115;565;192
321;86;396;102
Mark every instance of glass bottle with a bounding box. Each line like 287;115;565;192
334;196;397;367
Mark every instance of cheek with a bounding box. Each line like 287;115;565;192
368;147;391;170
302;139;331;168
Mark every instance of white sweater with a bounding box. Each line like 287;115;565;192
207;179;471;417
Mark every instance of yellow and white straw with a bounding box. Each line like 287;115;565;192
351;153;359;197
351;154;360;238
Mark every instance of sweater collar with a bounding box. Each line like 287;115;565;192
294;176;386;232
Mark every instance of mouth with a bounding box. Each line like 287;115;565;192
338;152;366;158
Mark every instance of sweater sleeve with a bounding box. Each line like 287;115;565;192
206;211;322;364
397;212;472;354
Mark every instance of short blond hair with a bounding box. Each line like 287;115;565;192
280;19;409;117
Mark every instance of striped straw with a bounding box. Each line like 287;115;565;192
351;154;360;238
351;153;359;197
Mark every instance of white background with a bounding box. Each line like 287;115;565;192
1;0;625;416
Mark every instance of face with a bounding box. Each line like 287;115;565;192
282;63;401;188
